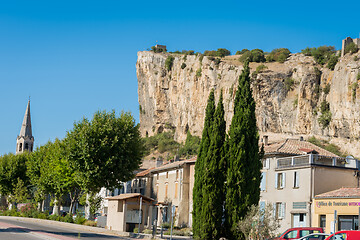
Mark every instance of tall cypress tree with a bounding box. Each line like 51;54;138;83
192;89;215;239
201;91;226;240
225;60;262;239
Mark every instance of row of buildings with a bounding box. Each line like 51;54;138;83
14;100;360;234
104;136;360;234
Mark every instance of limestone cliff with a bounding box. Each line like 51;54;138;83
137;51;360;156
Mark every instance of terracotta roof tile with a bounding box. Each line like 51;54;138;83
136;167;155;177
150;156;197;173
264;139;339;157
315;188;360;199
106;193;154;201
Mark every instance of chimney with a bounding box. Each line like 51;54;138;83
262;135;269;146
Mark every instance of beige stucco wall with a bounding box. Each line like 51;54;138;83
260;157;359;234
107;199;126;231
152;162;194;227
313;167;358;195
106;198;153;232
260;157;312;234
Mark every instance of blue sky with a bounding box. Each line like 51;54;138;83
0;0;359;154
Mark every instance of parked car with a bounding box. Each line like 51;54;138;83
325;230;360;240
298;233;329;240
275;227;324;240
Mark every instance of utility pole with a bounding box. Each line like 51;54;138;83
138;197;142;233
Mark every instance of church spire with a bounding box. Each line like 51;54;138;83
19;100;32;138
16;100;34;154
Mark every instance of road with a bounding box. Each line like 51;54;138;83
0;217;192;240
0;217;130;240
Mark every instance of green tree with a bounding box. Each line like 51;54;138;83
239;49;265;63
9;178;29;205
237;204;280;240
327;55;339;70
192;89;215;239
236;49;249;55
267;48;291;63
201;91;227;240
0;153;29;207
27;139;80;214
225;60;262;239
178;131;201;158
217;48;231;57
66;110;144;193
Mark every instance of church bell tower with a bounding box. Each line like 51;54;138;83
16;100;34;154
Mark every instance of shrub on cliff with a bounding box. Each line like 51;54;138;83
178;131;201;158
318;100;332;128
204;48;231;58
143;132;180;154
344;42;359;55
239;49;265;63
165;56;175;71
327;54;339;70
301;46;336;65
267;48;291;63
235;49;249;55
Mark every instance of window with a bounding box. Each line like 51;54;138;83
260;172;266;191
293;171;299;188
25;143;28;150
284;230;297;239
19;143;22;152
157;174;159;180
166;172;169;179
320;215;326;228
165;183;168;197
293;202;307;209
117;201;123;212
329;233;347;240
262;158;270;169
274;202;285;219
175;182;178;198
176;170;179;179
276;172;285;189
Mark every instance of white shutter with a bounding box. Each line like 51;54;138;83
281;172;286;188
295;171;299;188
266;158;270;169
261;172;266;191
281;203;286;219
275;173;279;189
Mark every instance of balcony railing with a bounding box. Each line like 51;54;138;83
276;154;358;169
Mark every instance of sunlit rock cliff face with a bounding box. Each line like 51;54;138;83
137;51;360;156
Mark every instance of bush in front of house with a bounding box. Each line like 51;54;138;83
84;220;97;227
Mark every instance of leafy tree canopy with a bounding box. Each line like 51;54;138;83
65;110;144;193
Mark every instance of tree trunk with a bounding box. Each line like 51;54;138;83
53;198;60;215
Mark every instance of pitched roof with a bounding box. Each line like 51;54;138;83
264;139;339;157
19;100;33;138
315;188;360;199
106;193;154;201
150;156;197;173
136;167;155;177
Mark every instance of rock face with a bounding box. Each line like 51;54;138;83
137;51;360;156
